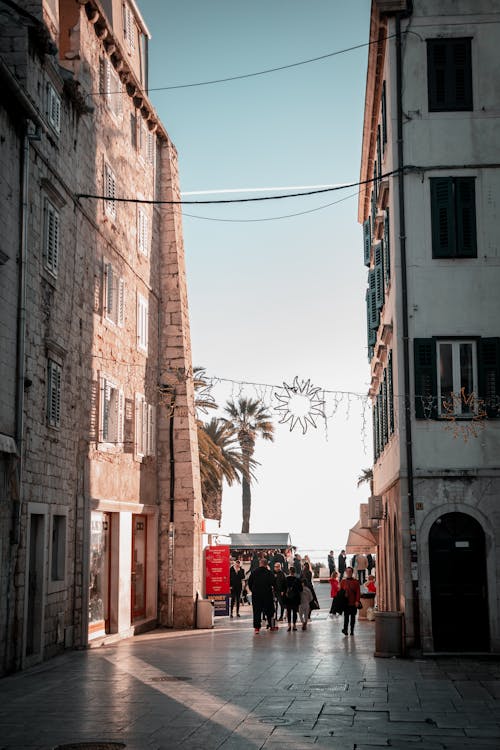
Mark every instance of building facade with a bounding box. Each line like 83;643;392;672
0;0;203;675
360;0;500;653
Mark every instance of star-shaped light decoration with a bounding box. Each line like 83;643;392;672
274;376;326;434
441;388;487;442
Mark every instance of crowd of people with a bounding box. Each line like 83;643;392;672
229;548;376;637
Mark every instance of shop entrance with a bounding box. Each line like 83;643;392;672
429;512;489;652
131;514;147;620
88;512;111;637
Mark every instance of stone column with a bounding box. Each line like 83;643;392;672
157;137;203;628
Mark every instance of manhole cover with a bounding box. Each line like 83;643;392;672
54;744;125;750
150;675;192;682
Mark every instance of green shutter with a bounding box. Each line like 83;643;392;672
373;399;379;461
383;209;391;285
430;178;455;258
363;218;371;266
388;351;394;434
414;338;437;418
368;270;379;330
374;243;384;310
381;80;387;145
377;126;382;182
456;177;477;257
478;338;500;418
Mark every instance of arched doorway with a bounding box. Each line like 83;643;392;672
429;512;489;651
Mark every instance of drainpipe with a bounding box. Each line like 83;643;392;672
166;389;176;627
395;12;420;650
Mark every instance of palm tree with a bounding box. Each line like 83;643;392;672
357;467;374;494
223;397;274;533
197;418;253;521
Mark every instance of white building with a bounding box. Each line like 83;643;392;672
359;0;500;653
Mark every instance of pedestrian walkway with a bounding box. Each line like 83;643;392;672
1;584;499;749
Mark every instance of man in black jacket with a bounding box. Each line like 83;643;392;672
230;560;246;618
272;561;287;621
248;557;276;634
338;550;347;580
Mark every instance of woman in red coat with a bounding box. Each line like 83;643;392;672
329;571;340;616
340;566;361;635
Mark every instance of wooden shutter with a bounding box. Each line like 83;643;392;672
373;401;379;461
148;404;156;455
456;177;477;257
47;360;61;428
376;126;382;182
383;209;390;286
45;200;60;274
381;80;387;145
368;270;379;330
374;243;384;310
105;262;114;320
118;278;125;326
478;338;500;418
427;38;472;112
430;178;454;258
388;350;394;435
363;218;371;267
117;390;124;444
414;338;437;418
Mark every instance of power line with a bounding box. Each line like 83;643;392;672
182;191;359;223
76;168;402;206
90;33;404;97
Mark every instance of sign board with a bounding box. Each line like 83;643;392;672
205;544;230;617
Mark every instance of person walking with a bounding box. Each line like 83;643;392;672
284;568;302;631
301;561;319;617
293;553;302;576
338;550;347;579
248;557;277;634
250;551;260;573
327;550;336;576
355;552;368;585
298;579;313;630
329;570;340;616
340;567;361;636
229;560;246;618
272;561;287;621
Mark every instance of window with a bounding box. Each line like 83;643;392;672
99;377;124;444
135;395;156;458
138;208;149;256
430;177;476;258
427;38;472;112
99;57;123;118
437;340;477;416
47;359;62;428
51;514;66;582
43;199;60;276
414;338;500;419
104;164;116;220
372;354;394;461
381;80;387;146
47;83;61;133
104;262;125;326
138;119;154;165
123;2;136;52
137;293;148;353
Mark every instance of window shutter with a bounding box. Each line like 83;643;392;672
381;370;388;447
138;209;148;255
368;270;379;330
427;38;472;112
146;132;154;165
99;57;105;95
118;278;125;326
47;84;61;132
383;209;390;286
376;126;382;182
430;178;454;258
105;262;114;319
381;80;387;145
130;112;137;148
104;165;116;219
117;390;124;443
451;39;472;109
45;200;60;274
456;177;477;257
373;401;379;461
142;399;148;455
363;218;371;266
148;404;156;455
100;377;109;440
374;242;384;310
414;338;437;418
388;351;394;435
478;338;500;418
47;360;61;428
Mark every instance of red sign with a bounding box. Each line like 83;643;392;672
205;545;230;596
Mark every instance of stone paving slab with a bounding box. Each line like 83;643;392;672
0;588;500;749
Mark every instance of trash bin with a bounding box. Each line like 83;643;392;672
359;592;376;620
374;611;404;657
196;598;214;629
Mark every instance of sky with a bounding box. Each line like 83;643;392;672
140;0;373;563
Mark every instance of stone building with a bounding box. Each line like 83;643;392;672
0;0;203;675
359;0;500;653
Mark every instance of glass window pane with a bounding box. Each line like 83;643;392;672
439;343;453;411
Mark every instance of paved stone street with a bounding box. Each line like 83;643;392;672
1;585;499;750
